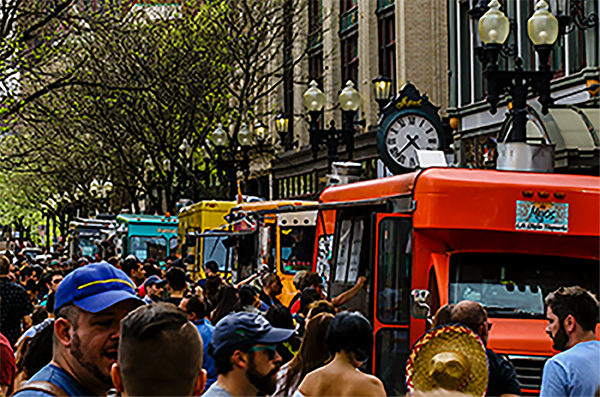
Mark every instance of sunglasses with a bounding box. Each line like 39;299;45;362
52;279;62;285
248;345;278;360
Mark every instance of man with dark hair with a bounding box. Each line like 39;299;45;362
13;262;142;396
204;312;294;397
121;255;144;286
450;300;522;397
540;286;600;397
259;273;284;308
40;271;63;311
164;267;187;306
181;295;217;391
0;255;33;346
142;275;166;304
198;260;221;291
110;303;206;396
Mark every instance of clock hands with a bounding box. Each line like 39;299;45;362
398;135;421;156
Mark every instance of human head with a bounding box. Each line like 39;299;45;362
293;270;308;290
52;262;142;394
180;295;207;322
20;319;55;379
326;311;373;365
284;313;334;395
211;285;239;325
544;286;599;351
142;263;160;278
450;301;489;346
299;287;321;316
238;285;261;309
262;273;283;298
0;255;10;276
144;275;166;302
204;260;219;276
431;304;455;329
111;303;206;396
208;312;294;395
307;300;336;320
46;270;64;294
165;267;187;292
303;272;324;295
265;305;295;330
122;256;144;284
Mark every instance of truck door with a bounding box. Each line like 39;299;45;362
373;213;412;396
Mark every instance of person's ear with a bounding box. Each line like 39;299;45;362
111;363;124;393
189;312;198;322
231;350;249;369
193;368;207;395
564;314;576;333
54;317;73;348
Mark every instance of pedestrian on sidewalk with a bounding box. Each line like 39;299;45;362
451;300;522;397
540;286;600;397
204;312;294;397
110;303;206;396
12;262;142;397
296;311;386;397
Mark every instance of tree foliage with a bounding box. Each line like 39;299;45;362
1;0;307;229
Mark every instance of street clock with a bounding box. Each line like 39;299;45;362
377;83;444;174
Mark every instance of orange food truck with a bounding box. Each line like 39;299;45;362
310;167;599;396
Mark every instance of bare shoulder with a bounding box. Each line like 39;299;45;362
352;372;387;396
297;367;325;396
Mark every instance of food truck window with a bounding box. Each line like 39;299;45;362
203;236;229;272
376;329;409;396
449;253;599;318
280;226;315;274
130;236;167;261
377;217;412;324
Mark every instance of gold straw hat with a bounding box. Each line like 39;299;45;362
406;324;488;396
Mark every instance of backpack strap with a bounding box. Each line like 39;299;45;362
12;380;68;397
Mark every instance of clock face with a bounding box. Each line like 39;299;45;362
385;113;440;169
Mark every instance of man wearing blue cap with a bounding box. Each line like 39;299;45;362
142;275;166;304
204;312;294;397
13;262;142;397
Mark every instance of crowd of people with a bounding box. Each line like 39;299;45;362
0;246;598;397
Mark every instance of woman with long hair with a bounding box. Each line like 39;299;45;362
271;312;335;397
210;284;238;325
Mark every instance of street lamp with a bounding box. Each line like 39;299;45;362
372;76;393;110
254;121;268;145
210;123;252;198
477;0;558;142
275;113;290;149
303;80;361;164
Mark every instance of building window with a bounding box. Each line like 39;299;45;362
340;0;359;85
377;1;395;90
308;0;323;87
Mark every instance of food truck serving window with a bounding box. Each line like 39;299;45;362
130;236;167;261
449;253;599;318
280;226;315;274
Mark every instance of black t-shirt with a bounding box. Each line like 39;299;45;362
0;278;34;346
486;348;523;397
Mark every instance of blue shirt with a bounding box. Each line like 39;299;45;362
194;318;217;392
13;363;97;397
540;340;600;397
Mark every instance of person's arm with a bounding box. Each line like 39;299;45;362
331;276;366;307
539;359;567;397
234;273;260;289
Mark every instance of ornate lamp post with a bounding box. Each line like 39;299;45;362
477;0;559;142
372;75;393;110
303;80;361;165
210;122;253;198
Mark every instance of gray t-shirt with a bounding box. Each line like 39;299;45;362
203;383;233;397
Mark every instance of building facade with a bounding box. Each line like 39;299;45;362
265;0;450;200
447;0;599;173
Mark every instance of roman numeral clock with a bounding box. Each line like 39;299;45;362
376;83;444;174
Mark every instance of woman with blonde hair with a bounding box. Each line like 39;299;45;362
271;313;335;397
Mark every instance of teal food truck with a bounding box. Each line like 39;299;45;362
116;214;179;262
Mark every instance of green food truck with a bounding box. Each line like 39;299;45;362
116;214;179;263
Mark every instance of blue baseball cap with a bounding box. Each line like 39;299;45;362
210;312;294;357
54;262;142;313
144;275;166;287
